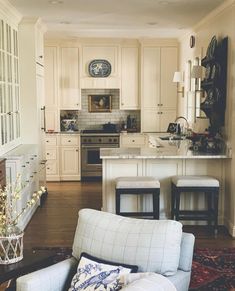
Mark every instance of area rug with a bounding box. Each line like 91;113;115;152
34;247;235;291
189;248;235;291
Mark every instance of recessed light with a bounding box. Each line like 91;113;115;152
60;21;70;25
49;0;63;4
147;22;158;26
159;1;169;5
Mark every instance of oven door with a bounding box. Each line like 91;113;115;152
81;144;118;178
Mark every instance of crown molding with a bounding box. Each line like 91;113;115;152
0;0;22;27
20;17;47;32
193;0;234;31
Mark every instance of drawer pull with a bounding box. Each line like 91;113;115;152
46;153;50;155
47;168;50;170
46;140;49;143
132;140;135;142
68;140;71;142
22;165;26;168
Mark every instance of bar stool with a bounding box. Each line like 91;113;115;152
115;177;160;219
171;175;220;234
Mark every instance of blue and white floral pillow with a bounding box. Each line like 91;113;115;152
68;253;138;291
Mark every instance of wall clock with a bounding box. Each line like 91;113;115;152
88;59;112;78
190;35;195;48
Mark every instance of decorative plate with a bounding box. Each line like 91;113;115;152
210;63;220;80
205;64;211;80
88;59;112;78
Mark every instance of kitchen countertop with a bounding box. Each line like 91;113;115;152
100;139;230;159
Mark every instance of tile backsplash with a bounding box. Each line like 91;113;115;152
61;89;140;131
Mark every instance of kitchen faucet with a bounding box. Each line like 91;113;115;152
174;116;189;135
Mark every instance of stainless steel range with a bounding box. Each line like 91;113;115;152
81;130;119;179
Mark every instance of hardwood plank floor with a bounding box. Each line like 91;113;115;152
24;181;235;249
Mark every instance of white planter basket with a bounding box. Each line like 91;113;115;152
0;229;24;264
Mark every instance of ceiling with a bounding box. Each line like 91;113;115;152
9;0;225;38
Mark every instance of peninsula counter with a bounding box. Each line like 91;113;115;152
100;140;229;224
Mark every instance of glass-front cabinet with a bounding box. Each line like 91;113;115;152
0;18;20;153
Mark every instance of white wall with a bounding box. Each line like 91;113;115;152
178;0;235;236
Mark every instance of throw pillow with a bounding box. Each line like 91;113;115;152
68;252;138;291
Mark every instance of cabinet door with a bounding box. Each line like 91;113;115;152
45;109;58;132
120;47;139;109
44;46;58;108
60;47;80;109
141;110;160;132
60;147;80;177
159;110;176;132
36;28;44;65
160;47;178;109
142;47;160;109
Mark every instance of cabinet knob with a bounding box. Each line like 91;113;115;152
121;102;124;106
68;140;71;142
46;153;50;155
39;55;43;59
47;167;50;170
76;149;78;152
132;140;135;142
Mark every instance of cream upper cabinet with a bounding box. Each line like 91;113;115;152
60;47;81;109
142;47;161;109
160;47;178;109
35;25;44;65
141;44;178;132
80;44;120;89
120;46;139;110
44;46;58;108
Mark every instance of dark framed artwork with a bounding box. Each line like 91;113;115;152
88;95;112;112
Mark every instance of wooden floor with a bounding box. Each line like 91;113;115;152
24;181;235;249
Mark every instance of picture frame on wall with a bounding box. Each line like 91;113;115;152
88;95;112;112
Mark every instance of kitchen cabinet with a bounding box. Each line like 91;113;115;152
141;44;178;132
0;159;6;188
120;46;139;109
59;134;80;180
45;133;80;181
44;46;59;132
60;47;81;109
18;17;46;158
0;16;21;155
45;134;59;181
120;134;146;147
4;145;41;230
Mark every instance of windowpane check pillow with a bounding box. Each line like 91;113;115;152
68;252;138;291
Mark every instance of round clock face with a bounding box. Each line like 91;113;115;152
88;59;112;78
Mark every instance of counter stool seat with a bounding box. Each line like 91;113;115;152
171;175;220;234
115;176;160;219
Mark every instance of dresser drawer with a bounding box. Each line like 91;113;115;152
60;135;80;146
45;135;57;146
46;160;58;175
45;148;57;160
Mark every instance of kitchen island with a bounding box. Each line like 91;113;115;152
100;139;229;224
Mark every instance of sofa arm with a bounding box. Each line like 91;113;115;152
178;232;195;272
16;257;78;291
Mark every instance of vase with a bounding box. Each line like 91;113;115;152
0;225;24;264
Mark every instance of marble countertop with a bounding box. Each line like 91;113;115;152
100;139;230;159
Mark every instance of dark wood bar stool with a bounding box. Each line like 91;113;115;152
115;176;160;219
171;175;220;234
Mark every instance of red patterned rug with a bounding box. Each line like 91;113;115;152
189;248;235;291
34;247;235;291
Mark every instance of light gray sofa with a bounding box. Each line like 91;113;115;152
16;209;195;291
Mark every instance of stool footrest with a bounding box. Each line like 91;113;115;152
118;212;156;217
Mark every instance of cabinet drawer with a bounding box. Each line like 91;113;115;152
45;136;57;146
45;148;57;160
60;135;79;146
121;135;146;147
46;160;58;175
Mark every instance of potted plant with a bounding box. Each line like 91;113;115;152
0;175;45;264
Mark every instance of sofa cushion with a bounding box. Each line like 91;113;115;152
72;209;182;276
120;273;177;291
68;252;136;291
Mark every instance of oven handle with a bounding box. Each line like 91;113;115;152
81;144;119;148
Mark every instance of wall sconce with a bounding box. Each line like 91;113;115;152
191;65;204;91
173;71;184;96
